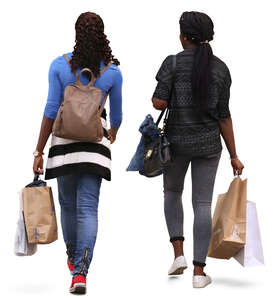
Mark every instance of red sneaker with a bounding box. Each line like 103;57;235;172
67;258;74;274
69;275;86;294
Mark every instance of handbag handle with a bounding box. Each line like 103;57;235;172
76;64;113;87
155;109;166;127
155;55;177;129
76;68;96;87
76;62;113;87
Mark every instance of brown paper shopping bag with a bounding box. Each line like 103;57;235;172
207;176;247;259
22;174;58;244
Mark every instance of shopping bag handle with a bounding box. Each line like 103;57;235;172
33;173;40;182
25;173;47;188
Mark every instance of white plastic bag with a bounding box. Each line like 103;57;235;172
234;201;264;267
14;189;37;256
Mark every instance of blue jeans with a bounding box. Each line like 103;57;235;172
57;172;102;277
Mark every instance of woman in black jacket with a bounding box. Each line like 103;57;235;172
152;11;244;288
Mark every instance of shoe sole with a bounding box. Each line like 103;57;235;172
70;283;86;294
168;266;187;276
193;279;212;288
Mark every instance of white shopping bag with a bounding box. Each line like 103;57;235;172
234;201;264;267
14;189;37;256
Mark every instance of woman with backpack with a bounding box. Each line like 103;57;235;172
33;12;122;294
152;11;244;288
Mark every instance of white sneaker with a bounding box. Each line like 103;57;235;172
168;256;188;275
192;274;212;288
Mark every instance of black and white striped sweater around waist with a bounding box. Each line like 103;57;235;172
45;111;111;181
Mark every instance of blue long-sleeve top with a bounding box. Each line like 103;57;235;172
44;52;123;127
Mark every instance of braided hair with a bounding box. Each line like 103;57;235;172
70;12;120;79
179;11;214;108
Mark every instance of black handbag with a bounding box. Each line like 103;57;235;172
143;109;171;177
143;55;177;177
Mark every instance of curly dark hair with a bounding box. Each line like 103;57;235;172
70;12;120;79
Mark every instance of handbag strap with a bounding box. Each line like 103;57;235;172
156;55;177;128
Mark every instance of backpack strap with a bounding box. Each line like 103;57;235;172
98;90;109;115
63;54;76;76
98;61;113;114
99;61;113;76
63;53;70;64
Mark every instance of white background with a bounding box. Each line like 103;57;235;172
0;0;273;299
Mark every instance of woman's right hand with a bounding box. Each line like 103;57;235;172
107;126;119;144
231;158;244;176
107;129;116;144
33;156;44;175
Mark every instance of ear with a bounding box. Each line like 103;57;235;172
180;32;187;42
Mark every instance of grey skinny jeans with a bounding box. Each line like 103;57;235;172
163;151;221;266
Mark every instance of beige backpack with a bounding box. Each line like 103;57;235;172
52;54;112;142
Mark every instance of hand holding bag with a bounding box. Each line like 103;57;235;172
22;174;58;244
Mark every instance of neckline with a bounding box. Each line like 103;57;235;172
183;48;196;52
66;52;105;68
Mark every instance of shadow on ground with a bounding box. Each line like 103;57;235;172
213;277;260;288
8;282;58;294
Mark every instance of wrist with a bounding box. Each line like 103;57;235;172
33;149;44;157
110;127;118;135
230;155;238;161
